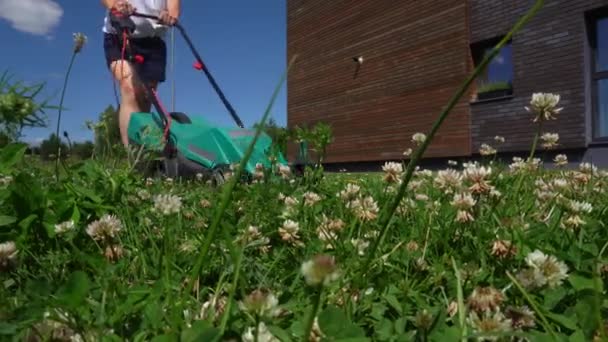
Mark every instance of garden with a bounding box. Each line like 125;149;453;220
1;1;608;341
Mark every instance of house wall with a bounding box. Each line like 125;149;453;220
469;0;608;153
286;0;608;166
286;0;473;164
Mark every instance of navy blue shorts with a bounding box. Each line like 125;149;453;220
103;33;167;83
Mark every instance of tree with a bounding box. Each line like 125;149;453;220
252;117;289;157
0;70;53;143
39;133;68;161
88;104;121;157
71;141;95;159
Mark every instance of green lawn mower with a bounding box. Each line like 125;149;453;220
109;10;288;183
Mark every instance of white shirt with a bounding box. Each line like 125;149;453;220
103;0;168;38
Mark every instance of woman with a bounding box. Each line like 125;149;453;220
100;0;181;147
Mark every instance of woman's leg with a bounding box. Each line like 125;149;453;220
109;59;146;147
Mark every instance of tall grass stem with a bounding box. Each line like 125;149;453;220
55;51;77;180
362;0;545;271
187;55;298;294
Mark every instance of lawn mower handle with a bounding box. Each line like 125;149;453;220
132;12;245;129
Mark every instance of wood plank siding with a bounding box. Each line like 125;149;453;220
287;0;608;165
286;0;473;164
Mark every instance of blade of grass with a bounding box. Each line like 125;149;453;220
451;257;467;342
506;271;558;340
362;0;545;272
187;55;298;294
594;240;608;340
217;247;244;339
55;51;78;180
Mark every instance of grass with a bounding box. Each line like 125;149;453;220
1;133;607;341
2;1;607;340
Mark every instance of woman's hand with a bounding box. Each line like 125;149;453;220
158;10;178;26
113;0;136;15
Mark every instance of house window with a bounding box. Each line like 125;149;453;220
590;13;608;139
471;37;514;101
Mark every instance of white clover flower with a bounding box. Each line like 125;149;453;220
73;32;87;53
303;191;322;206
382;161;403;183
467;286;505;313
278;220;303;246
277;165;291;179
137;189;151;200
54;220;75;235
338;183;360;202
451;192;476;210
0;175;13;186
0;241;18;270
523;250;569;288
434;169;463;194
153;194;182;215
468;310;513;340
412;132;427;145
350;196;379;221
86;214;123;241
540;132;559;149
525;93;563;122
301;254;340;286
579;162;597;174
479;143;497;156
238;289;280;317
351;238;370;256
568;200;593;214
242;322;279;342
553;154;568;166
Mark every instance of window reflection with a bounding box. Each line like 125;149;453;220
596;79;608;138
596;17;608;72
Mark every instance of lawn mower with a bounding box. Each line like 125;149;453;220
108;10;288;183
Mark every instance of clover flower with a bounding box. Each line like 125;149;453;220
467;286;505;313
278;220;303;247
350;196;379;221
553;154;568;166
479;143;497;156
434;169;463;194
86;214;123;241
303;191;322;206
463;164;493;194
54;220;75;235
505;305;536;330
153;194;182;215
525;93;563;122
73;32;87;53
301;254;340;286
382;161;403;183
242;322;279;342
517;250;569;289
239;289;280;317
412;132;427;145
0;241;18;271
338;183;360;202
468;310;512;341
491;240;517;260
540;132;559;149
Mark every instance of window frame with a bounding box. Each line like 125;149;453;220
587;7;608;141
470;36;514;102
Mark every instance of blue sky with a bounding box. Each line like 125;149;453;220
0;0;287;144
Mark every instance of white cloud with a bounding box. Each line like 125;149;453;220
0;0;63;36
